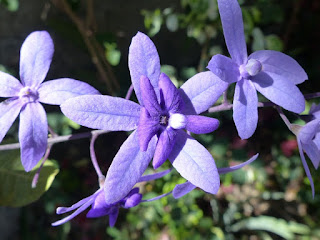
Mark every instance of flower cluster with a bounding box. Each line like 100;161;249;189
0;0;316;228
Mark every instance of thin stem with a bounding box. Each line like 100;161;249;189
0;129;110;151
31;146;52;188
90;133;105;182
125;84;134;100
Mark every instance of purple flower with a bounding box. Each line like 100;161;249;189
52;169;172;227
207;0;308;139
61;32;227;204
0;31;99;171
52;187;142;227
296;104;320;196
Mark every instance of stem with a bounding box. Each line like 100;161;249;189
31;146;52;188
89;133;105;182
0;129;110;151
125;84;134;100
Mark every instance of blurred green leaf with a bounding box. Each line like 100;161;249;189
142;9;163;37
104;42;121;66
265;34;283;51
0;0;19;11
166;14;179;32
252;27;265;51
0;150;59;207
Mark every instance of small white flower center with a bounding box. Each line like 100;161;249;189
19;86;39;103
240;59;262;79
169;113;187;129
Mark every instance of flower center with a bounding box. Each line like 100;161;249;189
240;59;262;79
19;86;39;103
168;113;187;129
160;115;169;126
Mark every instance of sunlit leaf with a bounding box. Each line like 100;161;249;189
0;150;59;207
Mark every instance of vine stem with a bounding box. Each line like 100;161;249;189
90;133;105;185
1;91;320;151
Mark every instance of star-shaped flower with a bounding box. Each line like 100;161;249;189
0;31;99;171
207;0;308;139
295;103;320;196
52;169;172;227
61;32;228;205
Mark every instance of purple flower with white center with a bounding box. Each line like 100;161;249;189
295;103;320;196
207;0;308;139
0;31;99;171
52;169;172;227
61;32;228;205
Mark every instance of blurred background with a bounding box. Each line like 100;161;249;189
0;0;320;239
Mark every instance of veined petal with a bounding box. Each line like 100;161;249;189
19;102;48;172
233;79;258;139
186;115;219;134
153;128;177;169
169;130;220;194
129;32;161;104
217;0;247;65
137;107;159;151
297;139;315;197
19;31;54;87
61;95;140;131
0;72;23;97
180;71;229;114
172;181;196;199
207;54;240;83
138;168;172;182
252;71;305;113
298;120;320;143
0;99;23;142
104;130;157;204
158;73;184;113
302;142;320;169
140;76;162;115
249;50;308;85
38;78;100;105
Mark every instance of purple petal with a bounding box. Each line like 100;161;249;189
186;115;219;134
298;120;319;143
86;207;110;218
251;72;305;113
179;71;229;114
297;139;315;197
217;0;247;65
141;191;172;202
38;78;100;105
19;31;54;87
140;76;161;115
138;168;172;182
19;102;48;172
309;103;320;118
302;142;320;169
158;73;184;113
52;197;96;226
218;153;259;174
0;99;23;142
169;130;220;194
207;54;240;83
104;130;157;204
233;79;258;139
57;189;102;214
87;191;111;218
128;32;161;104
172;182;196;199
137;107;159;151
249;50;308;85
0;72;23;97
124;193;142;208
153;128;177;169
108;208;119;227
61;95;140;131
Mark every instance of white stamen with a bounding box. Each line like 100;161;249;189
169;113;187;129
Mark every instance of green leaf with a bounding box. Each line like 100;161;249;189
230;216;310;239
166;14;179;32
104;42;121;66
0;150;59;207
251;27;265;51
